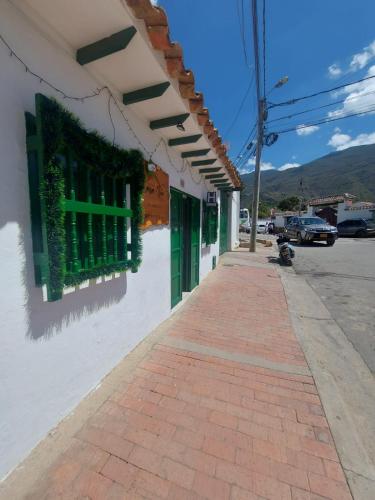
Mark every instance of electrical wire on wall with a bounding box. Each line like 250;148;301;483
0;32;211;182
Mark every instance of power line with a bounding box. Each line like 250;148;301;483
262;0;266;97
269;74;375;108
224;77;255;137
272;105;375;134
267;88;375;124
271;100;375;132
237;0;251;69
233;122;257;164
234;121;257;160
252;1;262;104
0;32;199;179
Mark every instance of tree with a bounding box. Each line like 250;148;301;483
248;201;271;219
277;196;300;211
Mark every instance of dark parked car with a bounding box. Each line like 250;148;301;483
286;216;338;246
337;218;375;237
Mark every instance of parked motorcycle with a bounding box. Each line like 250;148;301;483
276;234;295;266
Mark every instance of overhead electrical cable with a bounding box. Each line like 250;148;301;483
267;88;375;123
224;76;255;137
0;33;202;178
272;105;375;135
262;0;266;97
233;122;257;164
268;74;375;108
237;0;251;69
269;100;375;132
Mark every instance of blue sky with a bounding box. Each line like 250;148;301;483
153;0;375;174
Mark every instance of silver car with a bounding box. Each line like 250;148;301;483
286;216;338;246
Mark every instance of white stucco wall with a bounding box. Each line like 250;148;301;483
0;2;233;479
229;191;240;250
337;202;374;223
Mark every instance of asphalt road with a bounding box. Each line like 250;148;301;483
291;237;375;374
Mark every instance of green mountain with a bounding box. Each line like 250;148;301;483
240;144;375;208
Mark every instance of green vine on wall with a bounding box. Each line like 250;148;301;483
35;94;145;300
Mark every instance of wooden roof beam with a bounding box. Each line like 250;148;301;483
76;27;137;65
123;82;170;105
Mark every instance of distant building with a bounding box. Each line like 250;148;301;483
307;193;353;225
307;194;375;224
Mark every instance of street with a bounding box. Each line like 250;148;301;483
291;237;375;374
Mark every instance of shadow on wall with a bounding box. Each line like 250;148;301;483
201;246;211;258
0;129;127;341
19;228;127;341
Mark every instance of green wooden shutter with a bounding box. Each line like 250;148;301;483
190;197;200;290
208;205;218;244
220;193;229;254
170;189;183;307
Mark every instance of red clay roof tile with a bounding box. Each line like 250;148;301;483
125;0;241;187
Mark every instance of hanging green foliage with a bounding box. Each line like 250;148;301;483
26;93;145;301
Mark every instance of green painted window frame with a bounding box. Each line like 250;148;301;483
202;201;218;246
25;94;145;301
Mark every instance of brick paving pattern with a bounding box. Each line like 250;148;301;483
26;261;352;500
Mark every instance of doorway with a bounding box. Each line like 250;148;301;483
170;188;200;308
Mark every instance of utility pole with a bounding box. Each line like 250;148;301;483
249;0;263;252
249;98;265;252
248;0;288;252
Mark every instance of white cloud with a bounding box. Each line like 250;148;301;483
239;158;301;174
278;162;301;171
296;124;320;136
328;64;342;78
327;40;375;78
150;0;159;4
350;40;375;71
259;162;275;171
327;132;351;149
328;130;375;150
238;158;275;175
328;64;375;118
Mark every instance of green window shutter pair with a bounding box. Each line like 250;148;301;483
202;202;218;246
25;94;145;301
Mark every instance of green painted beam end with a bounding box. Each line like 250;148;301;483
191;159;216;166
123;82;170;105
199;167;221;174
76;27;137;65
168;134;202;146
150;113;190;130
181;149;211;158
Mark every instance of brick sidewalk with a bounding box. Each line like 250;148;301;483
21;253;352;500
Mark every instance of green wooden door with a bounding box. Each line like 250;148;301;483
190;196;200;290
219;192;229;255
170;189;183;308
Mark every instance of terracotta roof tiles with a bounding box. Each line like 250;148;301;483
308;194;356;206
126;0;241;187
